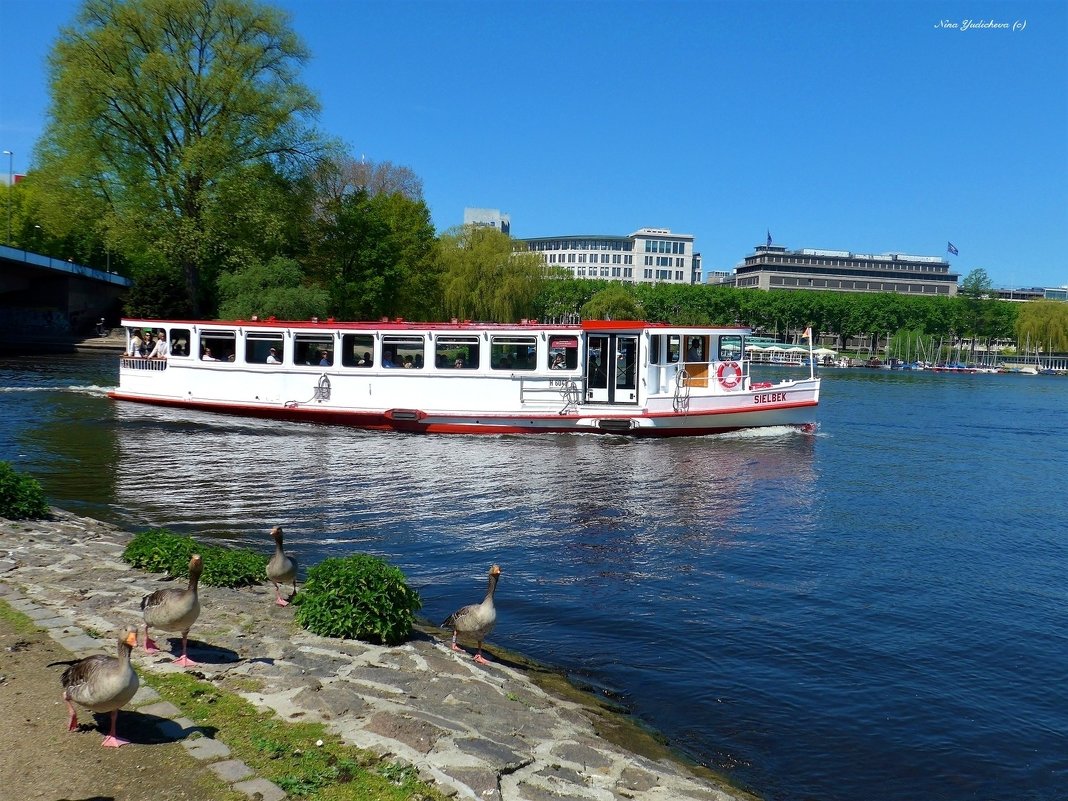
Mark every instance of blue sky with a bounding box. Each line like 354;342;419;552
2;0;1066;288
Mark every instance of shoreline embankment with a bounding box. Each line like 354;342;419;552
0;508;755;801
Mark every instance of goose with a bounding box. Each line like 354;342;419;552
266;525;298;606
442;564;501;665
61;628;140;747
141;552;202;667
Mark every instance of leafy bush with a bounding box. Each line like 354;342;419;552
122;528;268;588
294;554;422;645
0;462;50;520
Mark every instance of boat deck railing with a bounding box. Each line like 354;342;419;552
120;357;168;371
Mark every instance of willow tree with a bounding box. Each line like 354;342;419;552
1015;300;1068;353
438;227;546;322
34;0;323;315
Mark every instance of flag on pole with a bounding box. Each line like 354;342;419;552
947;241;958;255
803;326;812;340
766;230;772;247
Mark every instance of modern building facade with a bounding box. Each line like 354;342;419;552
521;227;698;285
732;244;959;296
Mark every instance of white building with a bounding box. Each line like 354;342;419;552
520;228;698;285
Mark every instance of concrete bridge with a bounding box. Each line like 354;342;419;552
0;244;131;350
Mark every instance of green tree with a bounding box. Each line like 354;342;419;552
34;0;324;316
959;268;994;299
310;188;436;320
217;256;329;320
581;285;644;320
1015;300;1068;353
437;227;546;322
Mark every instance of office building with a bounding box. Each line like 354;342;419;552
733;243;959;296
521;228;697;285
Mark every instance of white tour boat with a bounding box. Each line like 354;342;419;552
109;317;821;436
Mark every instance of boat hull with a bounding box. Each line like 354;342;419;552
108;388;818;437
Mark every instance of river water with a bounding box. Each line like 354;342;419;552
2;351;1066;801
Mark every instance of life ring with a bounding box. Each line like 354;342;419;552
717;361;742;390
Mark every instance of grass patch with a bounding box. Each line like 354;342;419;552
144;671;448;801
0;598;38;634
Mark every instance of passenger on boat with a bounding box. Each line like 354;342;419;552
382;351;396;368
266;347;281;364
128;331;143;357
454;357;465;369
551;353;567;369
146;332;169;359
201;347;218;361
319;350;330;366
358;351;373;366
687;338;703;361
403;355;414;368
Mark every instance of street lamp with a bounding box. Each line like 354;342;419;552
2;150;11;245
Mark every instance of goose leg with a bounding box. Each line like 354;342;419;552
100;710;129;748
142;624;159;654
450;631;464;653
473;641;491;665
64;694;78;732
172;631;198;667
273;581;289;607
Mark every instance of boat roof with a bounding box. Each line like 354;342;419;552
121;317;751;335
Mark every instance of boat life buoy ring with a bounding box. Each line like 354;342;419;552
717;361;742;390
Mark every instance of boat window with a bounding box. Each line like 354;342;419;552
667;334;681;364
435;335;479;369
169;328;191;357
685;336;708;362
295;334;333;366
718;335;743;362
246;333;285;365
548;336;578;370
198;330;236;362
491;336;537;371
341;334;374;367
383;335;425;369
649;334;661;364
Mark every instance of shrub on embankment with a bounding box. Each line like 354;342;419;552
294;554;422;645
0;462;50;520
122;528;268;588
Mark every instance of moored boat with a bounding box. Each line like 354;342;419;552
109;318;821;436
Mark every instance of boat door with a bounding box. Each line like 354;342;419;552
585;334;638;404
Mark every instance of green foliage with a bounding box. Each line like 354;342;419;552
217;256;330;320
294;554;422;645
1015;300;1068;352
0;462;50;520
437;226;546;322
581;285;644;321
122;528;267;588
35;0;325;315
309;186;437;321
124;262;195;318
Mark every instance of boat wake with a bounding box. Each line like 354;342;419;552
0;384;115;396
717;424;813;440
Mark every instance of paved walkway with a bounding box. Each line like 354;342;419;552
0;510;752;801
